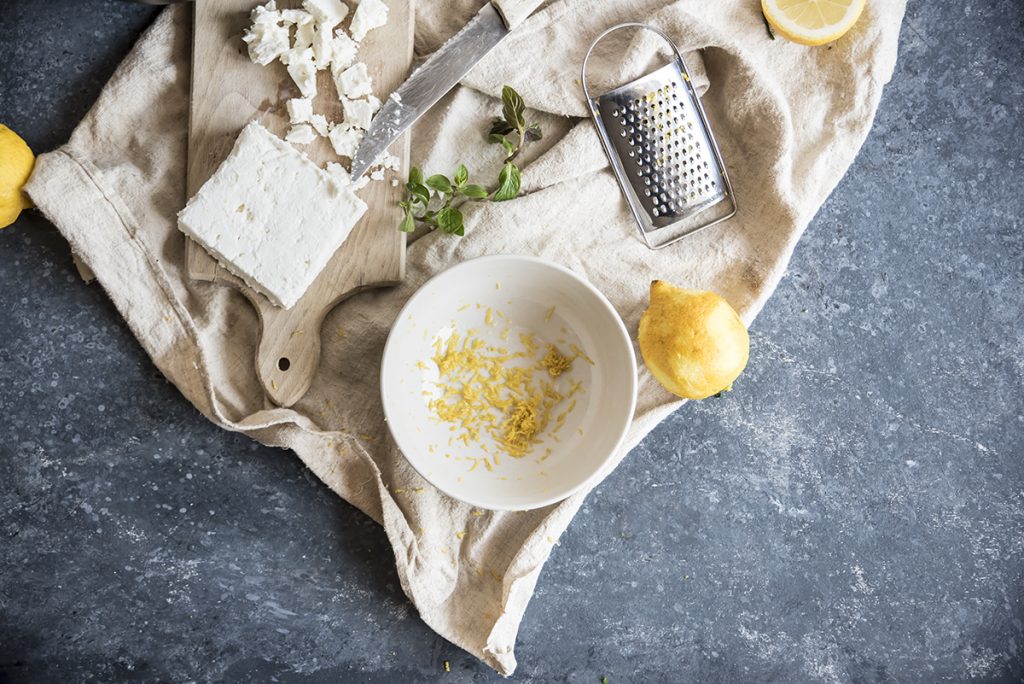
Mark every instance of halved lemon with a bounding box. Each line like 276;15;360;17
762;0;866;46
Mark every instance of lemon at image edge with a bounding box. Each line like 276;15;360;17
0;124;35;229
638;280;749;400
762;0;866;46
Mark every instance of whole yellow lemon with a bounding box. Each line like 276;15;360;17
0;124;35;229
638;280;749;400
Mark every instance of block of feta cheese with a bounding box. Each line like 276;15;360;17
328;123;363;158
302;0;348;28
178;122;367;309
325;162;352;186
350;0;389;42
329;31;359;72
342;97;375;130
286;123;317;144
286;48;318;98
337;62;373;98
286;97;313;124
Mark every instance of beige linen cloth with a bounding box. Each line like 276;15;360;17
25;0;906;675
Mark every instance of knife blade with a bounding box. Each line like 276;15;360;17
351;1;540;179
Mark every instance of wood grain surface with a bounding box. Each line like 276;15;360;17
186;0;411;407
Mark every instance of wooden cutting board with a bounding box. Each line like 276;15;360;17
186;0;411;407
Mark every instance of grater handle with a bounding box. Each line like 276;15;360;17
491;0;547;29
581;23;693;110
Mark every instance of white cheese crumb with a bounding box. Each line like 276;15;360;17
350;0;389;42
337;62;373;99
309;114;330;136
177;122;367;309
380;153;400;171
342;97;375;130
391;178;399;187
312;24;334;68
286;48;318;98
242;19;289;66
293;13;316;50
279;8;308;23
302;0;348;28
286;123;317;145
329;31;359;73
328;123;363;157
250;1;279;24
369;168;385;181
367;94;381;112
286;97;314;124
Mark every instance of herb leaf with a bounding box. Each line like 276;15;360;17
453;164;469;187
501;85;526;132
426;174;453;194
489;118;515;137
459;184;489;199
492;162;521;202
525;122;543;142
409;166;424;185
399;206;415;232
437;206;464;235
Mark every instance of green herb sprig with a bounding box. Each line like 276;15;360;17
397;85;542;236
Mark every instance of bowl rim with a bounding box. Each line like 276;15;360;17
379;254;638;511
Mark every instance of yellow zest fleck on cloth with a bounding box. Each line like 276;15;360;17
471;510;484;516
545;306;556;322
444;660;451;673
455;531;466;539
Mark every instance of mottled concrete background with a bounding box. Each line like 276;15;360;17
1;0;1022;681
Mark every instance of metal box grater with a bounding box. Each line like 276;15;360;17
582;23;737;249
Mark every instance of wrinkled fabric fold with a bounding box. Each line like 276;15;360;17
25;0;906;674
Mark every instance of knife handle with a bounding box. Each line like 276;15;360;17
491;0;546;29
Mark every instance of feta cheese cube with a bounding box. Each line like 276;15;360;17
329;31;359;72
309;114;330;136
311;24;334;68
250;1;280;24
328;122;363;157
369;168;385;181
302;0;348;28
243;20;290;66
342;97;375;130
350;0;389;42
293;13;315;50
286;97;314;124
178;122;367;309
280;8;308;24
286;123;317;145
337;62;373;98
286;49;318;98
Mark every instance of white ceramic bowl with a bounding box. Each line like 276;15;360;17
380;255;637;510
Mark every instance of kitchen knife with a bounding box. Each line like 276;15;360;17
350;0;546;179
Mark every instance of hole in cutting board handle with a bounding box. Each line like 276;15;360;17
278;357;290;371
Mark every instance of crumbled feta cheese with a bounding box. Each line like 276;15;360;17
286;123;317;145
286;97;314;124
337;62;373;98
312;24;334;68
391;178;399;187
367;94;381;112
177;122;367;309
350;0;389;42
250;1;279;24
342;97;375;130
280;8;308;23
286;49;318;98
369;168;385;181
302;0;348;28
329;31;359;72
293;13;315;50
243;20;290;66
309;114;330;136
325;162;352;186
380;153;400;171
328;123;363;157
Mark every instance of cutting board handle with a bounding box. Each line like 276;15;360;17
253;299;326;408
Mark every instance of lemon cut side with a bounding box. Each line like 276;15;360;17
762;0;866;46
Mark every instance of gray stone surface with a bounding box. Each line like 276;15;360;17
1;0;1022;681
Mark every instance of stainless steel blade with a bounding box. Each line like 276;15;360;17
350;3;509;179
